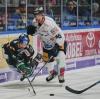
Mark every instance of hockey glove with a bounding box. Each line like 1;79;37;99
30;53;42;69
27;25;37;36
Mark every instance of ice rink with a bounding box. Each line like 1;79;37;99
0;66;100;99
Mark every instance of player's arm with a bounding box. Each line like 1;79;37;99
30;53;43;69
18;45;42;69
17;45;34;61
2;40;18;66
2;39;17;56
50;25;67;54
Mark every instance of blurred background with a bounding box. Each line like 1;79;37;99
0;0;100;32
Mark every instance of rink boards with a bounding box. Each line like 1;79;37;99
0;28;100;83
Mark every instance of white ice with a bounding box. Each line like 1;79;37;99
0;65;100;99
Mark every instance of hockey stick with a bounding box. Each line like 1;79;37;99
31;56;53;82
65;80;100;94
27;77;36;95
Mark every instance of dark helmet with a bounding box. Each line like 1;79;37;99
33;7;44;15
19;34;30;45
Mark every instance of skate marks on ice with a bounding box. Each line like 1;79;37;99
0;81;67;99
0;66;100;99
0;80;63;89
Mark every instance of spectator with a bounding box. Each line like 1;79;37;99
19;0;26;7
19;0;26;13
92;2;99;16
78;0;89;5
50;0;56;5
11;7;22;20
46;1;54;18
92;2;100;25
63;0;77;26
0;14;5;31
10;7;23;29
37;0;44;5
78;0;91;17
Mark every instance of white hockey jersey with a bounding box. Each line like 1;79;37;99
33;16;65;50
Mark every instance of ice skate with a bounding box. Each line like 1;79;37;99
20;75;26;81
46;70;57;82
58;75;65;83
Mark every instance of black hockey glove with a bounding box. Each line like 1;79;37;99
35;53;42;61
30;59;38;69
30;53;42;69
27;25;37;36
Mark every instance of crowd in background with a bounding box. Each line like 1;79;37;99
0;0;100;31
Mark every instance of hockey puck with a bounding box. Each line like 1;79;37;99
50;94;54;96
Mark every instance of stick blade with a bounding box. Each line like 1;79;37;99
65;86;83;94
65;81;100;94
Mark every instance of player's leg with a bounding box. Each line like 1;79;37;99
16;61;33;81
42;48;58;82
56;51;66;83
46;60;58;82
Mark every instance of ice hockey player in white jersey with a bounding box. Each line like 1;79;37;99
27;7;67;83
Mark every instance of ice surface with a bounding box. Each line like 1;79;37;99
0;66;100;99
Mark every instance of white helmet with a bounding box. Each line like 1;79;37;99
34;7;44;15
